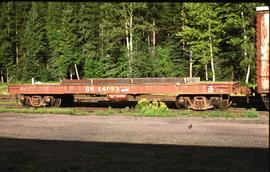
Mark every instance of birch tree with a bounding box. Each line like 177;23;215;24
177;3;223;81
220;3;258;82
121;3;134;77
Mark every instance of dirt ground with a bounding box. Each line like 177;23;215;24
0;112;269;172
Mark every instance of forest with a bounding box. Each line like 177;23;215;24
0;2;267;84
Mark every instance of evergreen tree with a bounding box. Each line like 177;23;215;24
46;2;65;81
99;3;125;77
0;2;14;83
19;2;48;81
79;3;103;78
48;2;82;80
218;3;260;82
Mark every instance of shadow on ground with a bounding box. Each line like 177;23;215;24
73;95;268;111
74;101;180;109
0;137;268;172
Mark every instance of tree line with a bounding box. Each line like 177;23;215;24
0;2;266;83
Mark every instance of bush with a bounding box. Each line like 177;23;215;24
135;98;171;116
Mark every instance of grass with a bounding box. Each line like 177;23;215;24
94;107;117;116
0;107;89;115
174;110;258;119
193;110;241;119
0;106;261;119
244;109;259;118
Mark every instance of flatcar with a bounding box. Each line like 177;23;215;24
8;77;251;110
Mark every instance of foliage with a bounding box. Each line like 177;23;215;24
0;2;266;83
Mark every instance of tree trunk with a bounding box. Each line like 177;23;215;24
209;24;215;82
205;64;208;81
125;20;131;77
6;68;9;83
74;64;80;80
129;3;133;77
147;34;151;53
210;44;215;82
124;4;133;77
189;51;193;78
241;11;249;84
0;69;4;83
100;24;104;57
245;64;250;84
8;76;13;83
70;71;73;80
152;20;156;55
203;53;208;81
15;4;19;67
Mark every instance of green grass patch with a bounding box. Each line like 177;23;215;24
173;109;257;119
0;105;260;119
244;109;258;118
175;110;192;116
199;111;240;118
94;107;118;116
0;107;89;115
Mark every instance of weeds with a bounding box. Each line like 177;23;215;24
135;99;171;116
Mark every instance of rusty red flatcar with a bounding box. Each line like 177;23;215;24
8;77;250;110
